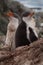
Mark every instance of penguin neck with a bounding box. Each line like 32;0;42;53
22;17;35;29
9;16;19;30
22;16;31;22
9;16;18;22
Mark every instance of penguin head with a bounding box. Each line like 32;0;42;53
22;11;34;17
22;11;35;25
6;10;19;21
6;10;20;30
22;11;34;20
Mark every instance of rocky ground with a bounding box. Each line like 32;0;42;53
0;35;6;47
0;38;43;65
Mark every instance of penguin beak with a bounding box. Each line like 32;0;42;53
6;11;14;17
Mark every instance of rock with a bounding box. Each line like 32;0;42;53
0;38;43;65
